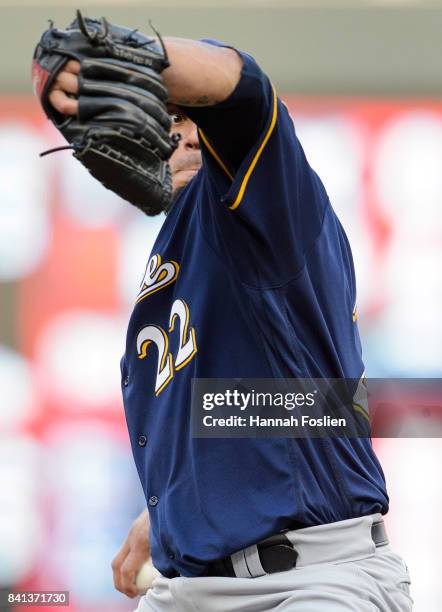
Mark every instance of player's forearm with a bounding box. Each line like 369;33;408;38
162;38;242;106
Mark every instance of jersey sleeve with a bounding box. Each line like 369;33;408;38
183;41;330;287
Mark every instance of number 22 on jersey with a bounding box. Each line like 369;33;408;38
136;298;198;396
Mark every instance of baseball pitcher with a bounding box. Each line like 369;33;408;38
32;13;413;611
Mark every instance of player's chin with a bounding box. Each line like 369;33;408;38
173;169;199;190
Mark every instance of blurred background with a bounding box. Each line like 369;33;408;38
1;1;441;610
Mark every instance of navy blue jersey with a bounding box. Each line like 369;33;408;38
121;42;388;578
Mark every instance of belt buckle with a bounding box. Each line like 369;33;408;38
230;533;297;578
258;534;298;574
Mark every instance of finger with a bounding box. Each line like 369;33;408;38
111;541;130;595
55;71;79;95
48;89;78;116
120;552;149;598
120;567;138;599
64;59;80;74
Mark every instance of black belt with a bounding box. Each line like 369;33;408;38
207;533;297;578
206;520;388;578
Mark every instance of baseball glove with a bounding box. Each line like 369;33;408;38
32;10;178;215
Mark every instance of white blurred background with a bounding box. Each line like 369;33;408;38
0;1;441;610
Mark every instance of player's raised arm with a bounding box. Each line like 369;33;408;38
45;26;266;173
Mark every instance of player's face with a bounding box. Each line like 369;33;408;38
169;110;202;194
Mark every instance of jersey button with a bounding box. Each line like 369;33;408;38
149;496;158;507
138;435;147;447
167;551;175;560
123;375;130;387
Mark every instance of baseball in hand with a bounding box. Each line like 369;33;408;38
135;560;160;594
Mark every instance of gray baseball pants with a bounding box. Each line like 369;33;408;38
135;513;413;611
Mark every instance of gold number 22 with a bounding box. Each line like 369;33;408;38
136;298;198;396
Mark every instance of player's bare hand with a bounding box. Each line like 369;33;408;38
48;60;80;116
111;508;151;599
